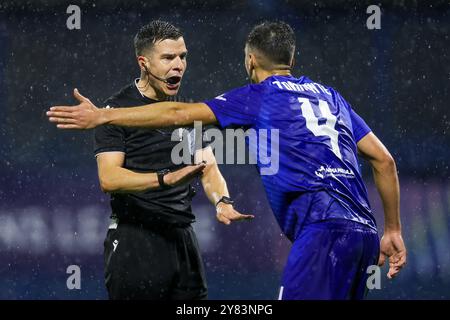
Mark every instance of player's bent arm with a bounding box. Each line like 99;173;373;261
356;132;400;232
96;152;160;193
103;102;218;129
358;132;407;278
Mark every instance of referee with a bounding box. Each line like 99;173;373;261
94;21;253;300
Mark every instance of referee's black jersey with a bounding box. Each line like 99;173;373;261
94;80;203;226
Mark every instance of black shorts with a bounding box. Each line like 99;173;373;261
103;220;207;300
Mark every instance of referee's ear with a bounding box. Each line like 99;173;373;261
137;56;148;72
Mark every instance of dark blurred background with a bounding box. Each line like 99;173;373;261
0;0;449;299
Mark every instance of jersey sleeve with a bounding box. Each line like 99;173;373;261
349;109;372;142
334;90;372;143
93;101;126;156
204;84;262;129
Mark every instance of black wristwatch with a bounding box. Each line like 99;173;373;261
215;196;234;207
157;169;171;189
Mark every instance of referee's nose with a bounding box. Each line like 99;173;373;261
172;56;185;74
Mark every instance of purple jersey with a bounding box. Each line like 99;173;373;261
205;75;376;240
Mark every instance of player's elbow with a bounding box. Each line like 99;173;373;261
375;152;396;173
381;152;396;168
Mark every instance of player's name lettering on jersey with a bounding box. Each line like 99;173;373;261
272;80;331;95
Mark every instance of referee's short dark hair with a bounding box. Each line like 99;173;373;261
134;20;183;56
246;21;295;66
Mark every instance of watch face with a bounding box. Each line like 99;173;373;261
158;169;170;176
222;197;234;204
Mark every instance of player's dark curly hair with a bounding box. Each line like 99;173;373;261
246;21;295;66
134;20;183;56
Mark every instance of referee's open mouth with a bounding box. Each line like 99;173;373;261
166;76;182;90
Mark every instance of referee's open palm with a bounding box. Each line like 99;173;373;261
165;162;207;187
216;203;254;225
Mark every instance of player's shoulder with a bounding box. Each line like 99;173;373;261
235;82;267;96
210;83;265;102
303;76;351;105
301;76;337;93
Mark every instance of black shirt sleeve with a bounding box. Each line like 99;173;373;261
93;102;126;156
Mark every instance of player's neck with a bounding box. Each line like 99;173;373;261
256;69;292;83
136;75;167;101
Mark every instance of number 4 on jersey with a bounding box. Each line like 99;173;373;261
298;97;342;159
